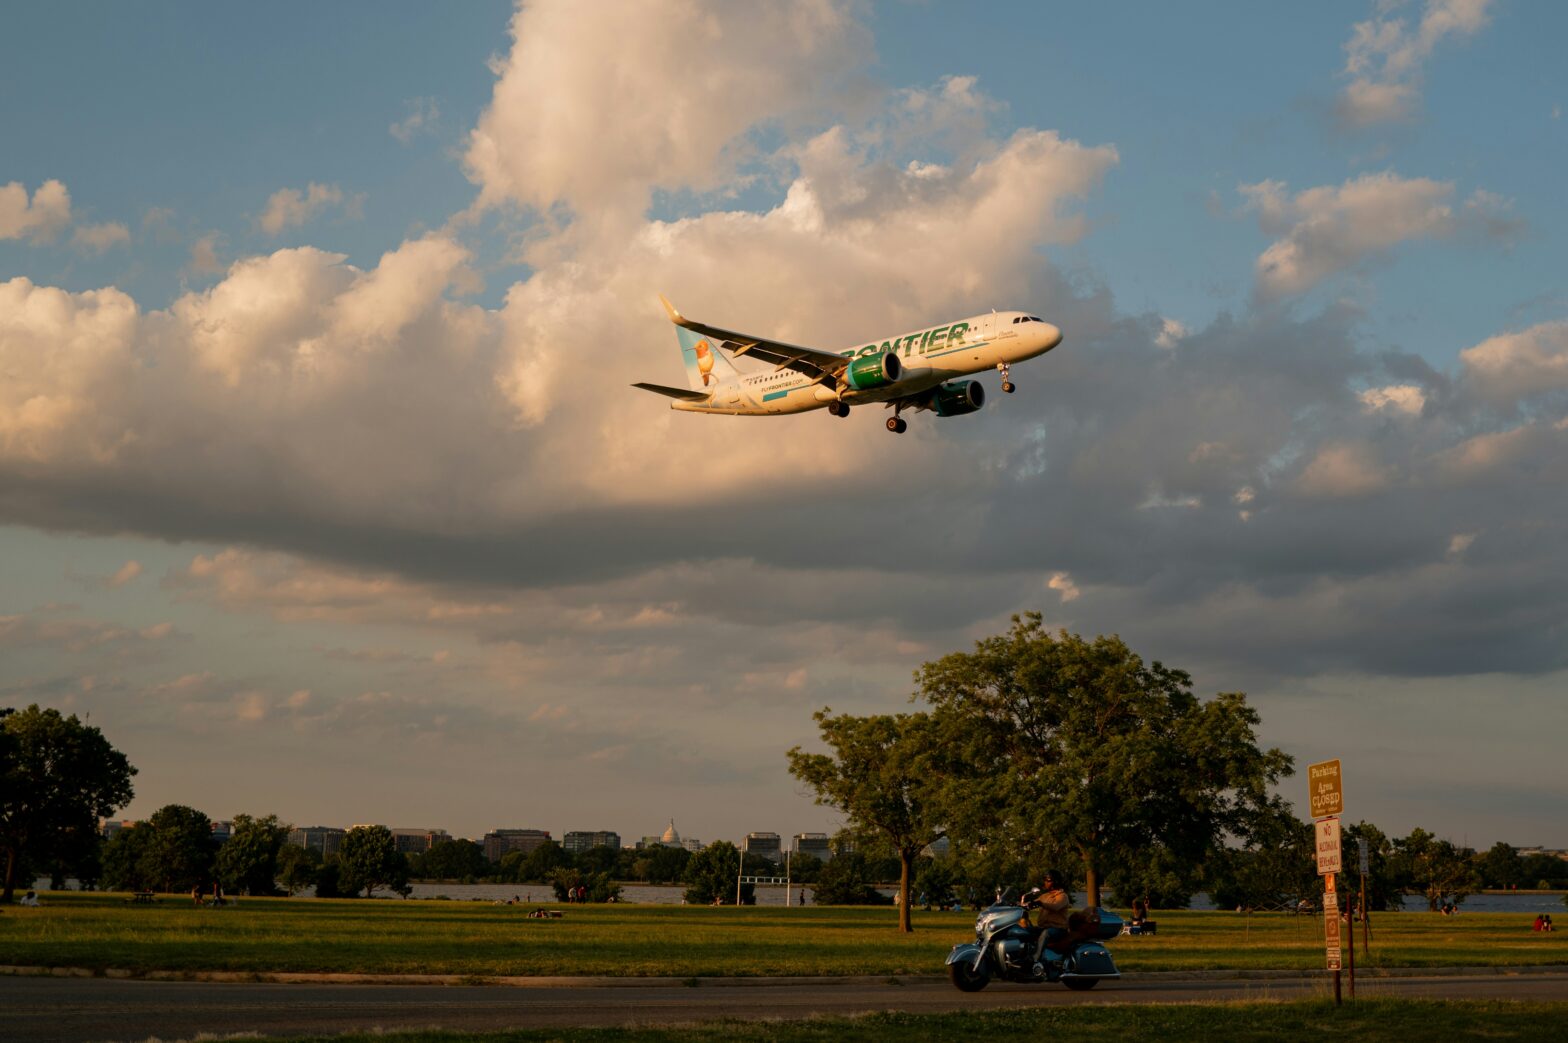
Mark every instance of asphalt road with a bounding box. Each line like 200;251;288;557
5;972;1568;1042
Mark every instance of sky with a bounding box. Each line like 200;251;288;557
2;0;1566;851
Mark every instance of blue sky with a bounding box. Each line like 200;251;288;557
3;1;1566;849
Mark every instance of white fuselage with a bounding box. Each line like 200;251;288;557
672;310;1062;415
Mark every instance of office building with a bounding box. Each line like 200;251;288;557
288;826;346;856
483;828;552;862
563;830;622;853
743;831;782;864
792;832;832;862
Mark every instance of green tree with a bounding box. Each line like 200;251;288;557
788;709;949;932
918;617;1291;908
810;850;892;906
144;804;217;893
337;825;410;897
1340;820;1402;911
414;838;489;881
1476;842;1524;890
215;814;291;896
276;844;321;895
1391;828;1481;911
789;852;824;884
682;841;752;905
1205;799;1315;912
101;824;155;892
1;704;136;902
518;841;573;882
1522;852;1568;889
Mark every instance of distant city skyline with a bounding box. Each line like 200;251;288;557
5;1;1567;848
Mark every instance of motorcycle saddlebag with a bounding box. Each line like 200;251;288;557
1068;943;1118;976
1086;908;1123;941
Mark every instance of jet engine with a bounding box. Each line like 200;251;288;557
845;351;902;391
932;380;985;416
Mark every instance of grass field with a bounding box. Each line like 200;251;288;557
1;893;1563;977
225;1001;1568;1043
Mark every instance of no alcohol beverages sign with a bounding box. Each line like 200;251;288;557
1308;759;1343;819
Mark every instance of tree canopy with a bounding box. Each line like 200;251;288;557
917;616;1292;907
788;709;948;931
337;825;410;898
216;814;291;896
1;705;136;902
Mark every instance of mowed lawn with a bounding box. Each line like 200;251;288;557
0;894;1563;977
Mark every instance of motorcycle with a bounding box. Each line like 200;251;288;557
945;888;1122;992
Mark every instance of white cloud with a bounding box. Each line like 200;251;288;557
390;96;440;143
71;220;131;254
0;277;139;461
1359;384;1426;415
464;0;871;226
1338;0;1494;127
1241;172;1456;297
1459;320;1568;405
1047;571;1080;602
258;183;355;236
1154;317;1188;349
0;179;72;243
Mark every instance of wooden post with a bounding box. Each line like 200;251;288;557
1326;873;1342;1006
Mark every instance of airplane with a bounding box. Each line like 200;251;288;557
634;296;1063;433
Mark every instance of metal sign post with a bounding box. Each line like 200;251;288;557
1357;837;1371;955
1309;759;1347;1005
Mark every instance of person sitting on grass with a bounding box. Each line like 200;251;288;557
19;890;40;907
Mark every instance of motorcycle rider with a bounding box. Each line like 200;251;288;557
1028;869;1072;969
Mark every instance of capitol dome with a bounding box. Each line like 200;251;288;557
661;820;681;845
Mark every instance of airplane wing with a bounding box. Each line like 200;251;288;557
633;381;711;402
660;295;848;382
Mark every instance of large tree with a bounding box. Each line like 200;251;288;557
144;804;217;893
337;825;410;897
1;705;136;902
216;814;291;896
1391;828;1481;911
788;709;948;932
918;616;1292;908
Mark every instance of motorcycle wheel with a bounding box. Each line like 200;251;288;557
949;960;991;992
1062;978;1098;991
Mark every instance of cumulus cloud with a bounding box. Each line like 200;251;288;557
70;221;131;254
1459;320;1568;405
1240;172;1457;297
257;183;358;235
0;179;72;243
465;0;871;226
1338;0;1493;127
4;0;1568;716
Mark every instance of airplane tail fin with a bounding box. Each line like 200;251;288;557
662;296;737;392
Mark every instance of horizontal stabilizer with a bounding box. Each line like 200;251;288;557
633;381;710;402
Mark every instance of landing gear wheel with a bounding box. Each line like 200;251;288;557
1002;381;1016;394
886;417;907;434
1062;978;1097;991
827;401;846;417
839;404;852;418
949;960;991;992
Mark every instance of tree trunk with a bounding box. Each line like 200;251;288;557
1083;853;1101;909
2;846;16;903
898;851;913;933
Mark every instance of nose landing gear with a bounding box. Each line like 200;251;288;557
997;362;1015;394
